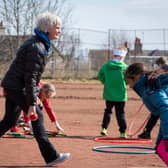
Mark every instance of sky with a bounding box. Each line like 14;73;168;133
66;0;168;51
69;0;168;30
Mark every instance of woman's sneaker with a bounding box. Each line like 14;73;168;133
46;153;70;166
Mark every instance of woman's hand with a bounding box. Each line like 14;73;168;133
27;105;38;121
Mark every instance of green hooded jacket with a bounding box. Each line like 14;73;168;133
98;60;128;101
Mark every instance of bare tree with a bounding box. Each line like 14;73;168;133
0;0;73;35
0;0;76;62
109;30;132;49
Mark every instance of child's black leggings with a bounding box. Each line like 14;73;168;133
102;100;127;133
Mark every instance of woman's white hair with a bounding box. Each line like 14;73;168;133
36;12;61;33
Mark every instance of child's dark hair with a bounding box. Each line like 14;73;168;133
125;63;147;79
125;62;168;83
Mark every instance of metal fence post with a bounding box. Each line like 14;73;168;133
108;29;111;60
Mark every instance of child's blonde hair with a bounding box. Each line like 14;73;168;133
41;83;56;97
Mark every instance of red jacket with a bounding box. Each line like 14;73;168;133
41;98;57;122
38;81;57;122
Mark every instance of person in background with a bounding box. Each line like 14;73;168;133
155;56;168;71
124;41;130;58
38;82;64;132
0;12;70;166
138;56;168;139
125;62;168;154
98;47;128;138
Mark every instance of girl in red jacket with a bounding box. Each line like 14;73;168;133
10;82;64;133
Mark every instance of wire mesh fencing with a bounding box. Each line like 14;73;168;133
0;28;168;79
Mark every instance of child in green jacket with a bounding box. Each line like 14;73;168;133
98;48;128;138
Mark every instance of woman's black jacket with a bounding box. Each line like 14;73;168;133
1;35;51;106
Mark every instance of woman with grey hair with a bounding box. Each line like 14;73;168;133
0;12;70;166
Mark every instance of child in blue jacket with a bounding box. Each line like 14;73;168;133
138;56;168;139
125;62;168;149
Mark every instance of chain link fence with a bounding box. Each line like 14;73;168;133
0;28;168;79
